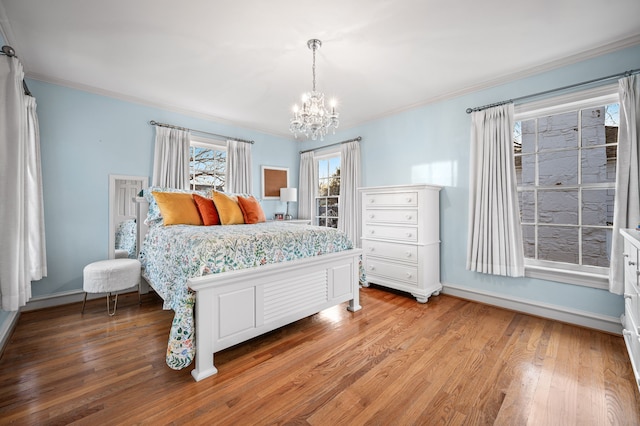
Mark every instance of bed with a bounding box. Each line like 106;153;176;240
135;188;363;381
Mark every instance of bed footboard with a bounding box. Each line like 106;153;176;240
187;249;362;382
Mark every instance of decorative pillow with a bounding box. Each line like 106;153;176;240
152;191;203;226
237;195;267;224
192;194;220;226
211;191;245;225
144;186;205;225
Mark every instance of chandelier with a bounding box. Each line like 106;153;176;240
289;39;339;141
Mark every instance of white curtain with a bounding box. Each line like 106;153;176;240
225;140;252;194
466;104;525;277
152;126;190;189
338;141;361;246
298;152;317;220
609;75;640;295
0;56;47;311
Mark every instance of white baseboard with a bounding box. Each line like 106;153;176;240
442;282;622;335
22;286;138;312
0;311;20;356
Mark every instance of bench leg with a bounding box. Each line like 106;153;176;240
81;292;88;314
107;292;119;316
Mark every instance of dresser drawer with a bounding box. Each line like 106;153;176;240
363;208;418;225
363;191;418;208
362;240;418;263
365;258;418;285
362;224;418;242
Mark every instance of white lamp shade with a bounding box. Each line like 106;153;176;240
280;187;297;202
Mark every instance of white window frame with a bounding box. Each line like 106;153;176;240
189;135;227;192
514;84;619;289
315;150;341;228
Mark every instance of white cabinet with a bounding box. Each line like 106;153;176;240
359;184;442;303
621;229;640;394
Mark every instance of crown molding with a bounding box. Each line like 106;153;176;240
24;72;295;140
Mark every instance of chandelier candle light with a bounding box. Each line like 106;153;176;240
289;39;339;141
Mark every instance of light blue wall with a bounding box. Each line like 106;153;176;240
5;40;640;323
27;80;297;298
300;43;640;319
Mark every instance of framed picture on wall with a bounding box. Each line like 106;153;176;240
261;166;289;199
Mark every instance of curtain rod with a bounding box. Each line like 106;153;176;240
299;136;362;154
465;68;640;114
1;45;33;97
149;120;254;144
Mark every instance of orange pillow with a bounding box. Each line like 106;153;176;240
237;195;267;224
211;192;245;225
192;194;220;226
152;192;203;226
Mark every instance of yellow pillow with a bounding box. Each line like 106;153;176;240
212;192;245;225
152;191;203;226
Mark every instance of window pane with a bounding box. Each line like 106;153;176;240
522;225;535;258
581;107;606;147
318;179;328;196
582;146;615;184
538;189;578;225
326;218;338;228
520;119;535;154
538;150;577;186
318;159;329;178
328;176;340;196
517;154;535;186
538;226;578;264
326;198;339;217
582;189;611;226
582;228;611;267
329;157;340;176
519;190;535;223
538;112;578;151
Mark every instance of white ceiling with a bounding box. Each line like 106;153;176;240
1;0;639;139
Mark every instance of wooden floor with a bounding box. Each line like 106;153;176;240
1;286;638;425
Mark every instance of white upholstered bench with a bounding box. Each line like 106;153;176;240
82;258;141;316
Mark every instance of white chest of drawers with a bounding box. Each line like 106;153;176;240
359;184;442;303
621;228;640;394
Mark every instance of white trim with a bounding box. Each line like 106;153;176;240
0;311;19;356
514;84;619;119
190;134;227;147
524;263;609;289
441;282;622;335
21;288;138;312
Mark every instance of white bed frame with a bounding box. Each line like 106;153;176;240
135;198;362;381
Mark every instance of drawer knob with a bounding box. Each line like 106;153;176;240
630;261;637;266
368;247;375;252
406;232;412;237
406;272;413;278
406;215;412;220
369;199;375;204
369;230;375;235
368;266;375;271
624;253;629;258
369;214;375;219
625;293;633;300
406;252;412;258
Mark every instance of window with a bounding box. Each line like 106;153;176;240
513;86;619;288
189;136;226;192
316;153;340;228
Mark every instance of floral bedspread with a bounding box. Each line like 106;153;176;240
139;221;356;370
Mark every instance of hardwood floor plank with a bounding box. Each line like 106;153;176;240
0;288;638;425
